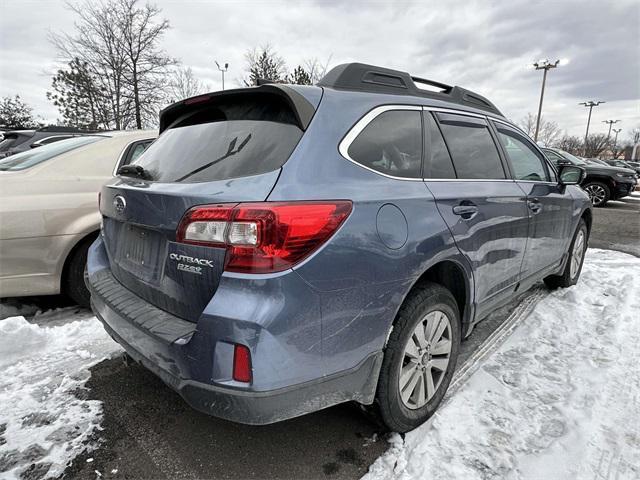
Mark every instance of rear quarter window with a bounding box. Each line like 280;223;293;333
131;95;304;183
346;109;422;178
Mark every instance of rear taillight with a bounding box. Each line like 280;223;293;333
176;201;352;274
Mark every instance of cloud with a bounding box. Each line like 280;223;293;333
1;0;638;137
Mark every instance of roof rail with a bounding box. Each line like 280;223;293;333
317;63;503;116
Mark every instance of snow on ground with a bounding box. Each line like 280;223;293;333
0;314;121;479
364;249;640;480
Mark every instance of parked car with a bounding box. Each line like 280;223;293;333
542;147;636;206
87;63;591;433
603;158;640;175
0;130;156;306
585;158;609;167
0;126;96;158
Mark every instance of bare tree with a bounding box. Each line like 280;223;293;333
119;0;176;127
519;113;561;146
554;135;583;155
50;0;174;129
167;67;206;102
303;56;332;84
584;133;610;158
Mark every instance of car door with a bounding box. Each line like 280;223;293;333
492;122;573;279
423;111;529;319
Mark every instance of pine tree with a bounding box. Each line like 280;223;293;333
0;95;39;128
288;66;312;85
47;58;108;129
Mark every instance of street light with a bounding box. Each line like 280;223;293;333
531;59;565;142
612;128;622;158
215;60;229;90
602;119;620;140
580;100;605;154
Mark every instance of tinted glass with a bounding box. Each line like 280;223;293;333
543;150;563;164
129;142;151;163
0;136;103;171
437;113;505;179
424;112;456;179
133;97;303;183
496;127;550;181
39;135;72;145
348;110;422;178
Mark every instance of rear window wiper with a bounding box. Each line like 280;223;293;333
117;164;152;180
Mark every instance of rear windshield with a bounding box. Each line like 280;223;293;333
131;96;304;183
0;136;103;171
0;133;29;152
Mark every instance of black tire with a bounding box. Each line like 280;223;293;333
373;282;461;433
544;219;588;289
64;236;96;308
583;182;610;207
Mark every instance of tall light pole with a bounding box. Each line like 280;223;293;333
215;60;229;90
532;59;564;142
580;100;605;155
602;119;620;140
612;128;622;158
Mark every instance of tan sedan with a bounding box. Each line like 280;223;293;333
0;130;156;306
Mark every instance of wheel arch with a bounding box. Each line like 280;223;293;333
59;230;100;293
584;174;615;190
388;258;474;345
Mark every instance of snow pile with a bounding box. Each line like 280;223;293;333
0;316;121;479
364;249;640;480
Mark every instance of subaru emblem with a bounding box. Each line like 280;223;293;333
113;195;126;214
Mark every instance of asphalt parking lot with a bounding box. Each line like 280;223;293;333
4;194;637;480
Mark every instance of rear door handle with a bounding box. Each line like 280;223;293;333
452;204;478;218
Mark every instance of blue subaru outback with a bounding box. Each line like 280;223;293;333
87;63;592;432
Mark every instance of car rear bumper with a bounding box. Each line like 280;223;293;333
87;237;381;425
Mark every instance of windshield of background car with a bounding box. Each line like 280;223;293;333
0;136;103;171
557;151;587;166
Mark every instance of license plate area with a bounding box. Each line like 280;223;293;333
104;219;164;282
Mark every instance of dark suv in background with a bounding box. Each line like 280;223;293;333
543;147;637;206
0;126;92;158
88;63;592;432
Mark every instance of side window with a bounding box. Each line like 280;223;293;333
543;150;563;167
495;126;550;182
121;140;153;167
423;112;456;179
347;110;422;178
436;113;505;179
129;141;151;163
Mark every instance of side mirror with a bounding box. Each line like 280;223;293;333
559;165;585;185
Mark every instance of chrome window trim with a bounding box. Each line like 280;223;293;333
338;104;524;183
423;178;516;183
31;134;75;147
338;104;424;182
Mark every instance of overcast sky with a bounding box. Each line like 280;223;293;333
1;0;638;139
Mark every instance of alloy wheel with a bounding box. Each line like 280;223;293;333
584;185;606;206
399;310;452;409
570;229;586;279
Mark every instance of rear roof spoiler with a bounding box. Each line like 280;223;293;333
159;84;317;134
317;63;503;116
